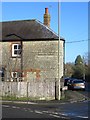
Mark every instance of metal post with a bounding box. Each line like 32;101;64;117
83;62;85;80
21;40;23;81
20;40;23;98
58;0;61;100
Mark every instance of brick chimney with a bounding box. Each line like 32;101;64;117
43;8;50;28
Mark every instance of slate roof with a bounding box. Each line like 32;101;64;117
1;19;65;41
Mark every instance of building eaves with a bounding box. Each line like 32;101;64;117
1;19;65;41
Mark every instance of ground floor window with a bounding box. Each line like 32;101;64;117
11;72;21;81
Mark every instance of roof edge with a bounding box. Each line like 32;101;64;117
1;38;65;42
36;19;58;36
1;19;36;23
1;19;65;41
35;19;65;40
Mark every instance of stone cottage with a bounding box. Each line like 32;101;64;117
0;8;65;83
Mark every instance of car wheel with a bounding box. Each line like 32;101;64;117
82;88;85;91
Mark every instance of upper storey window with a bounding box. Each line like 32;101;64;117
12;44;21;57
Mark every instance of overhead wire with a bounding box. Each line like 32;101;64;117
65;39;89;44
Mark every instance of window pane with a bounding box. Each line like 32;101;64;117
14;50;18;54
17;50;21;55
14;45;17;49
18;45;21;49
12;44;21;57
13;72;17;77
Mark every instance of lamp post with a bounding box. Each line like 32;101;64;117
58;0;61;100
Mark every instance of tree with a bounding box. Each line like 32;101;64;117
72;55;85;79
75;55;83;65
72;65;84;79
82;52;88;65
65;53;89;81
65;62;74;77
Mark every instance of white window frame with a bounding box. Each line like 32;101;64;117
11;72;18;78
11;72;21;81
12;44;21;57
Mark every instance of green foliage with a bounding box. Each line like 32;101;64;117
65;54;89;81
72;55;85;79
1;96;41;101
65;62;74;77
75;55;83;65
72;65;84;79
85;64;90;82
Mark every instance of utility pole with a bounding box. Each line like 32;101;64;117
58;0;61;100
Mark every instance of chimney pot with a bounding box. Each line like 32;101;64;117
45;8;48;14
43;8;50;28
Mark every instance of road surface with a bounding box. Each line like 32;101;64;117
2;100;89;120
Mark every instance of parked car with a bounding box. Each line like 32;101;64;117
64;77;71;86
68;79;85;90
64;77;75;86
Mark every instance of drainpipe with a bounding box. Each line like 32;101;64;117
6;34;23;81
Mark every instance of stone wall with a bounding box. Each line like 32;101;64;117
0;40;64;82
0;80;56;100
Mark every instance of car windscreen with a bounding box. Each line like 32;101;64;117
73;80;84;83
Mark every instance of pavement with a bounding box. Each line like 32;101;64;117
64;90;89;102
1;90;89;105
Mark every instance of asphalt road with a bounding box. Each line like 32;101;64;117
2;100;89;120
2;102;70;119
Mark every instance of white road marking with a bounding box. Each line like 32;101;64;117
29;110;33;112
77;116;88;119
15;107;20;109
2;105;9;108
59;113;69;116
23;108;34;113
51;112;58;115
12;106;18;108
27;102;37;104
24;109;28;111
42;111;66;118
49;114;60;118
42;111;49;113
23;108;28;111
59;112;88;119
35;110;43;114
12;101;37;104
3;105;20;109
3;104;88;119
